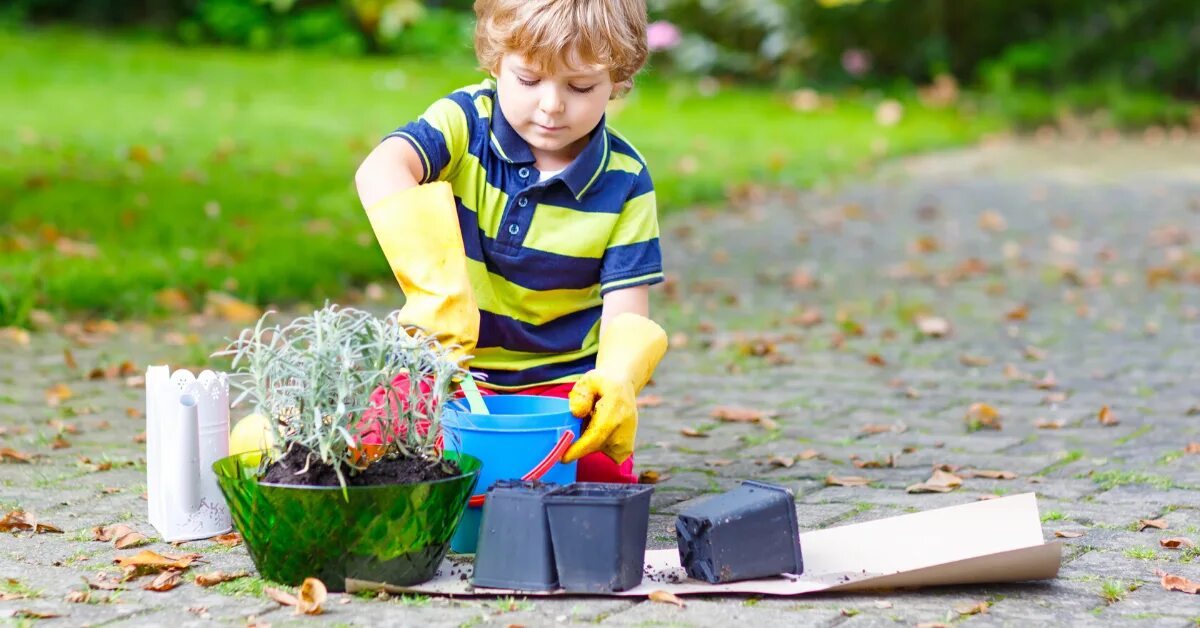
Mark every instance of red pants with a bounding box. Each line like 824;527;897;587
359;375;635;484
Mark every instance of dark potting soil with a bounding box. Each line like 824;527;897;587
260;444;460;487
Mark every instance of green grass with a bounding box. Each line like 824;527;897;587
1087;470;1174;491
0;27;1001;326
1099;579;1131;604
1041;511;1066;522
1123;547;1159;560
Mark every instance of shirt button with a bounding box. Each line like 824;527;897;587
518;167;530;178
508;224;520;235
517;197;528;207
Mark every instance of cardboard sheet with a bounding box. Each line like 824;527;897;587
346;492;1062;597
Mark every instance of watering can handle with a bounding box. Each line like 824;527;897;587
466;430;575;507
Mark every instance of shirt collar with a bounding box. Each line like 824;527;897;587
490;94;611;201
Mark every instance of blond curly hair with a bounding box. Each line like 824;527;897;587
474;0;648;93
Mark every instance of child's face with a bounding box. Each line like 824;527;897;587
495;54;615;168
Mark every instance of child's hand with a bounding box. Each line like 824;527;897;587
562;313;667;464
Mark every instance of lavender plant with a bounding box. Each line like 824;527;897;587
216;304;467;488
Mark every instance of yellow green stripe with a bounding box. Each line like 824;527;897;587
466;259;601;325
602;271;664;293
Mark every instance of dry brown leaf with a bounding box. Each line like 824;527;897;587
637;470;662;484
87;573;124;591
1160;537;1195;549
1024;345;1047;361
1138;519;1169;531
1186;442;1200;454
114;531;148;550
63;348;78;370
637;395;663;408
144;570;183;592
92;524;134;542
959;353;992;367
45;383;72;407
705;459;733;467
798;449;820;460
954;601;989;615
206;291;262;323
1005;305;1029;321
65;589;91;603
853;455;895;469
969;469;1017;480
114;550;201;577
0;509;63;534
133;431;147;444
978;211;1007;233
2;610;61;619
966;403;1002;430
1097;405;1119;426
1034;418;1064;429
825;475;871;487
1003;363;1026;380
767;455;795;468
866;353;887;367
793;308;823;327
50;435;71;450
1157;570;1200;594
916;315;951;338
296;578;326;615
679;427;708;438
860;423;899;434
648;589;686;607
195;571;249;587
0;327;31;346
1042;392;1068;405
1034;371;1058;390
907;469;964;494
210;532;242;548
1054;530;1084;539
265;586;300;607
0;448;35;463
711;406;766;422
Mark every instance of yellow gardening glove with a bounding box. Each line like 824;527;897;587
563;313;668;464
365;182;479;362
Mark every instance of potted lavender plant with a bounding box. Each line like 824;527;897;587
210;304;480;591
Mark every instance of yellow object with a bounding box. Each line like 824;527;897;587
564;313;668;464
365;181;479;361
229;413;274;466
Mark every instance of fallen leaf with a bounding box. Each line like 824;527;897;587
265;586;299;607
873;600;892;609
916;315;951;338
853;455;895;469
767;455;795;468
206;291;262;323
1035;418;1064;429
87;573;124;591
825;475;871;487
1042;392;1068;405
0;327;31;346
1160;537;1195;549
209;532;242;548
1;448;35;463
1034;371;1058;390
65;590;91;603
195;571;250;587
1006;305;1029;321
133;431;147;443
50;435;71;450
969;469;1017;480
797;449;820;460
1186;442;1200;454
637;395;663;408
63;349;78;370
705;459;733;467
45;383;73;407
866;353;887;367
1;610;61;619
954;600;989;615
860;423;903;435
637;470;662;484
1055;530;1084;538
978;211;1007;232
1024;345;1047;361
0;509;63;533
758;416;780;431
1138;519;1168;531
1097;405;1119;426
904;387;922;399
115;531;149;549
793;308;823;327
1157;570;1200;594
966;403;1002;430
711;406;766;422
296;578;326;615
144;570;183;592
907;469;964;494
648;589;686;607
114;550;201;577
1003;363;1026;380
126;407;144;419
959;353;992;367
93;524;134;542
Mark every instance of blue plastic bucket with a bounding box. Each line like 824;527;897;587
443;395;581;553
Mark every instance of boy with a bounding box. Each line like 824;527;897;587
354;0;667;483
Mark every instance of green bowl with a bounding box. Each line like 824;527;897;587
213;451;480;591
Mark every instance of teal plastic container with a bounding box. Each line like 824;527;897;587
443;395;581;553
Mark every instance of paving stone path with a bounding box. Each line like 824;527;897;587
2;139;1199;626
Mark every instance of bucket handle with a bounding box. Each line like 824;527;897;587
466;430;575;507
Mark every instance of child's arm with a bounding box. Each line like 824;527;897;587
599;285;650;334
354;137;425;209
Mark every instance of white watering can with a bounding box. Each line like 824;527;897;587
145;366;232;542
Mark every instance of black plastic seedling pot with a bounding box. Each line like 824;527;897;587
675;480;803;583
472;480;560;591
544;483;654;592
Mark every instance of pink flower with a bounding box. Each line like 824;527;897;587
647;21;681;52
841;48;872;77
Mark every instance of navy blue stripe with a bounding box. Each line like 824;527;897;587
458;199;604;292
600;238;662;285
473;353;596;388
628;162;654;197
476;306;601;353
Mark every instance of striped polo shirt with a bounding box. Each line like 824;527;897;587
387;79;663;390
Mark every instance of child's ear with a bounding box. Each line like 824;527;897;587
611;79;633;99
